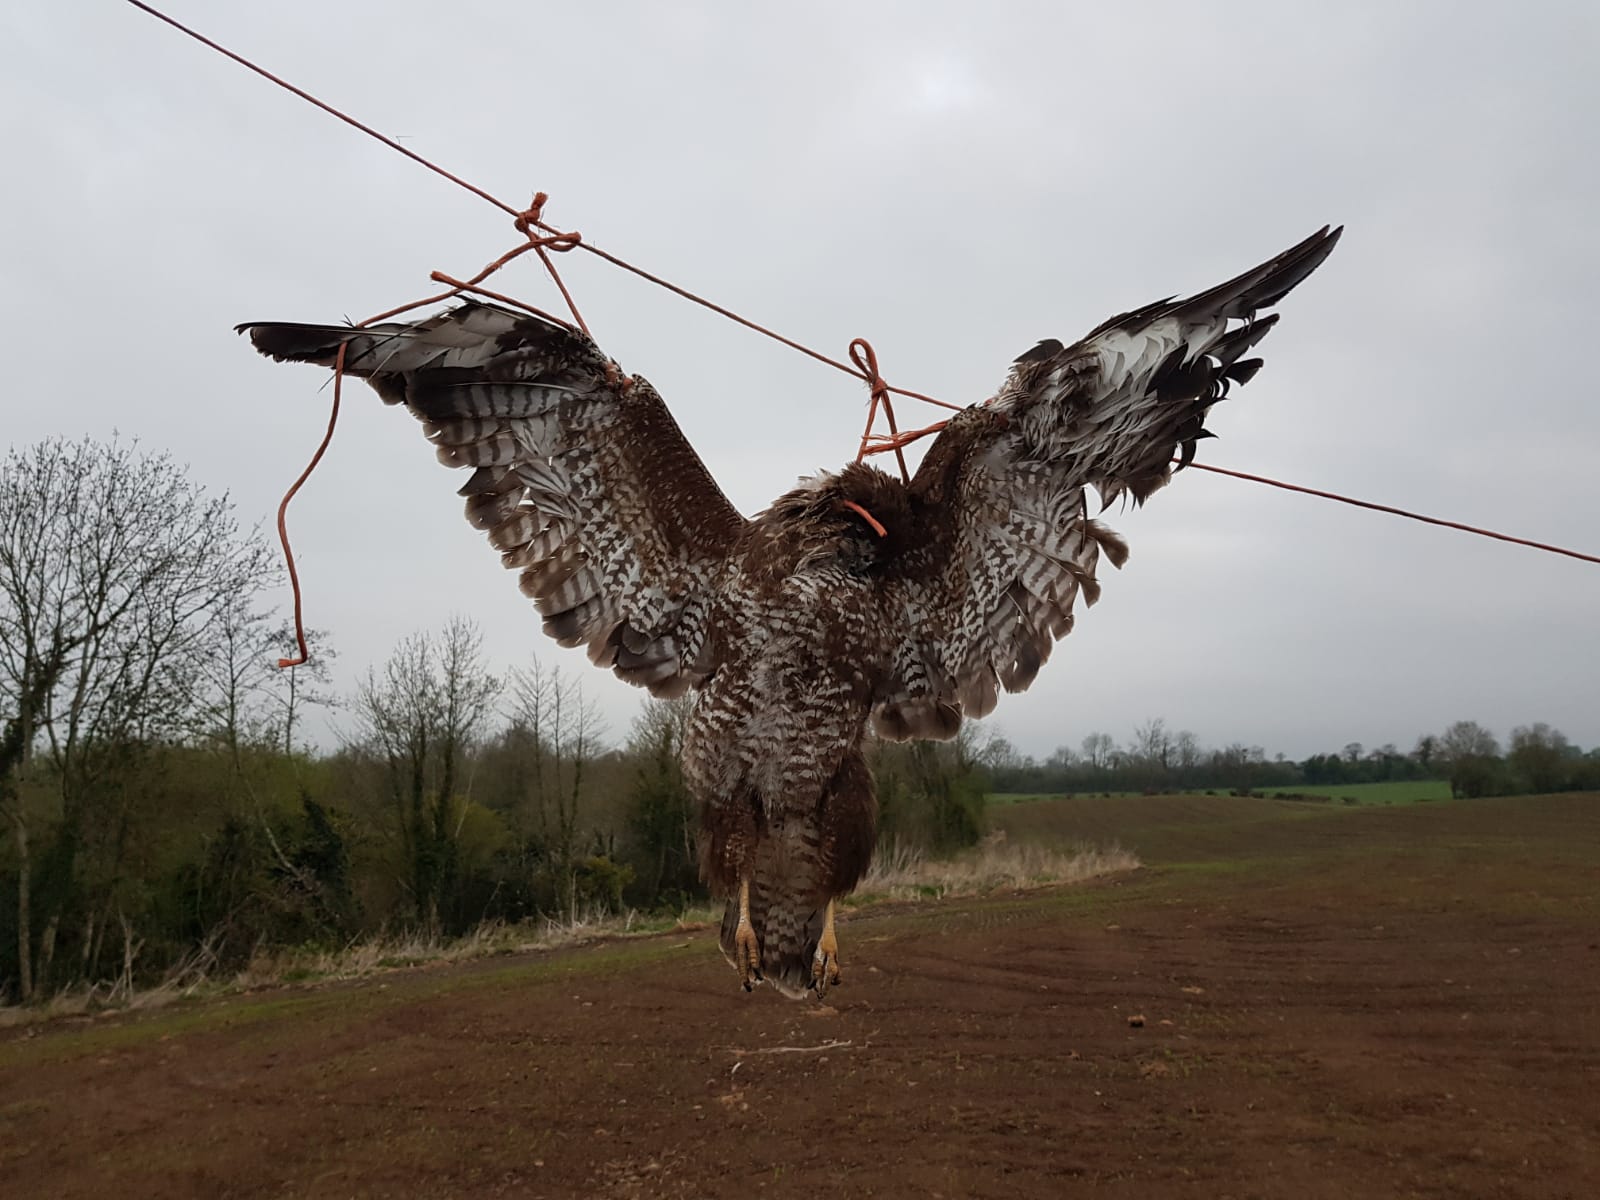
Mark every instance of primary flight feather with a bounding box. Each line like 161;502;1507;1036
240;225;1341;998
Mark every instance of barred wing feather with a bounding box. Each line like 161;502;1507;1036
872;227;1341;741
240;303;747;696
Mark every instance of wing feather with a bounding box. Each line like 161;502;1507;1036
871;228;1339;740
240;303;746;695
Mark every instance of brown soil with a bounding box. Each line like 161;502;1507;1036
4;794;1598;1199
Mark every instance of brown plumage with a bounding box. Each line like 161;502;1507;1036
239;225;1340;998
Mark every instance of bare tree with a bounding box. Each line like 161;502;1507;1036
974;730;1026;773
1132;718;1174;783
1;437;274;997
626;696;696;906
1173;730;1202;776
1043;744;1078;771
265;625;338;758
199;595;280;768
1080;732;1116;774
505;658;602;918
195;589;337;764
353;617;501;929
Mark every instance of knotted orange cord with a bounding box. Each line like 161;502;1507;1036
849;338;912;485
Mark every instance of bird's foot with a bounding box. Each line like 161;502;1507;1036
735;877;762;991
811;901;842;997
734;920;762;991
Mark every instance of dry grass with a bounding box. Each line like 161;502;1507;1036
225;901;720;990
0;904;719;1029
856;830;1139;902
1;837;1134;1027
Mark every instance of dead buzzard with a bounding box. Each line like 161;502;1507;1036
240;226;1340;997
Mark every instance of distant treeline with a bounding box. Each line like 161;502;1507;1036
978;718;1600;801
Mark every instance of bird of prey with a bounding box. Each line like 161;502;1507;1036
241;226;1340;998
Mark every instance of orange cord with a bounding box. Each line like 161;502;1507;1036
275;342;346;667
849;339;912;485
841;500;888;538
1185;462;1600;566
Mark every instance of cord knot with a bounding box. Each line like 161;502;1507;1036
514;191;547;234
849;337;912;484
848;338;889;411
515;191;582;251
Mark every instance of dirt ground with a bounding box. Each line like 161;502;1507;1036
4;794;1598;1199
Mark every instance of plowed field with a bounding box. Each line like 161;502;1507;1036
4;793;1597;1198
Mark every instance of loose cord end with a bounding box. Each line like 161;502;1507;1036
274;343;346;669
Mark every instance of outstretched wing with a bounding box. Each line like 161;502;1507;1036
240;303;747;696
872;227;1341;741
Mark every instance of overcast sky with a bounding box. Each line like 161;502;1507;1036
4;1;1597;760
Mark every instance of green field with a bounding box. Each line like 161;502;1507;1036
1254;779;1451;804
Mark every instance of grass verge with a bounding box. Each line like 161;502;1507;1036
850;831;1137;905
0;835;1133;1029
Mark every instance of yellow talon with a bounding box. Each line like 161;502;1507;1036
734;875;762;990
812;900;842;996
